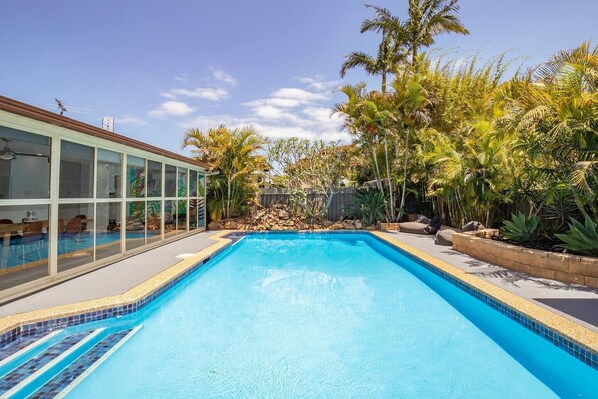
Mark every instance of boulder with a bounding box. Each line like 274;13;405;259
224;220;238;229
355;220;363;229
208;221;222;230
322;220;334;228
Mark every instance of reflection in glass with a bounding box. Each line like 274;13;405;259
127;156;145;198
198;173;205;197
0;205;49;290
165;165;176;197
177;168;187;197
58;203;94;273
189;170;197;197
60;141;94;198
147;201;162;244
95;202;121;261
189;199;198;230
97;149;122;198
198;198;206;228
0;127;51;200
164;200;176;238
177;200;187;234
147;161;162;197
126;201;145;251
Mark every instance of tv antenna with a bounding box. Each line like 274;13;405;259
55;98;67;115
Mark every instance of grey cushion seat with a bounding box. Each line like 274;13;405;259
398;222;431;235
435;229;456;246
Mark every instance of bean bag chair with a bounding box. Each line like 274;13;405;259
462;221;485;232
398;222;431;235
435;229;456;246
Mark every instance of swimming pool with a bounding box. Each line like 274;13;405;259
2;233;598;397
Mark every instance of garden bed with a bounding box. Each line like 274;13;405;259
453;230;598;289
490;236;567;254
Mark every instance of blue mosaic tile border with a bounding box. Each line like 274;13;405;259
30;329;132;398
0;241;231;349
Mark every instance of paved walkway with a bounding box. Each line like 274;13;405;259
2;229;597;334
0;231;220;317
380;231;598;332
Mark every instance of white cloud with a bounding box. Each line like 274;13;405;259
116;115;149;126
177;75;347;142
174;73;189;84
242;98;302;108
148;101;195;117
161;87;228;101
213;70;236;86
296;76;342;91
271;88;329;102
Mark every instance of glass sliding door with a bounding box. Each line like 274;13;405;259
97;149;122;199
60;141;94;198
127;156;146;198
165;165;176;197
0;128;51;200
57;203;94;273
176;200;187;234
95;202;122;261
126;201;145;251
164;200;176;238
0;205;50;290
147;161;162;197
146;200;162;244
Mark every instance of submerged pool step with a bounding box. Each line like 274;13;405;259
31;326;142;399
0;329;103;398
0;332;63;371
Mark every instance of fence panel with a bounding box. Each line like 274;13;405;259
259;188;356;221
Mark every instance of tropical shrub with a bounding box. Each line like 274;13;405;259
182;125;268;221
500;212;542;243
353;189;387;226
555;216;598;256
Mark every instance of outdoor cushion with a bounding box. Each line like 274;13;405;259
416;215;431;224
435;229;456;246
398;222;431;235
461;221;485;232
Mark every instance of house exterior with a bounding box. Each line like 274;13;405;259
0;96;209;302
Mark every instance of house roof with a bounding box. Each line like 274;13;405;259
0;96;211;169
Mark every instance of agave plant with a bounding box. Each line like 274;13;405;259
500;212;542;243
555;216;598;256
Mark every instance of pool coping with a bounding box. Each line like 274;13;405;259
0;229;597;371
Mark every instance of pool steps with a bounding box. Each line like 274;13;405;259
0;325;141;398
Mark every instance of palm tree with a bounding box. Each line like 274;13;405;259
405;0;469;68
390;73;431;220
340;6;407;93
495;41;598;219
182;125;268;221
334;84;396;220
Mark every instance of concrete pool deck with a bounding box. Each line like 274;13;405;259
1;229;597;335
0;231;220;317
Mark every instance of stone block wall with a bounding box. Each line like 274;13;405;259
452;230;598;288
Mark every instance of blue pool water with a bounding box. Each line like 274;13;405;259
57;233;598;397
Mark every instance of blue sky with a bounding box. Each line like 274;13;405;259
1;0;596;155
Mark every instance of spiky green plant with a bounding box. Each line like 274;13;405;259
500;212;542;243
555;216;598;256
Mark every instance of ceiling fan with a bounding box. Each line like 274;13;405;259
0;137;49;161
